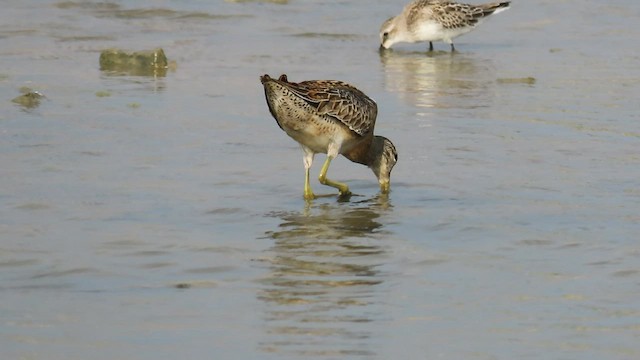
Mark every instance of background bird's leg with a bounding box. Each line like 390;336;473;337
428;41;434;52
318;155;351;197
302;146;315;200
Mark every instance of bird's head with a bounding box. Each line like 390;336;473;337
379;17;399;50
369;136;398;193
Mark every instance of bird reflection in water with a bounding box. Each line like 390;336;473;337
378;50;496;110
258;195;392;357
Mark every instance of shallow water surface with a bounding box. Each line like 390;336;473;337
1;1;639;359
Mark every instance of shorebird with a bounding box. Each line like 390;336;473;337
379;0;511;51
260;74;398;200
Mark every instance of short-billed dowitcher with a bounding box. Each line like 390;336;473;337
260;74;398;200
380;0;511;51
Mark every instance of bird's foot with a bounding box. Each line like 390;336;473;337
337;190;353;203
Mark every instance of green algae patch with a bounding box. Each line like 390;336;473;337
497;77;536;85
12;88;44;108
99;48;170;77
291;32;363;40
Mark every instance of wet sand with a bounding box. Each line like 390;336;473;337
1;1;639;359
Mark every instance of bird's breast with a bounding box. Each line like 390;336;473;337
412;21;444;41
283;115;356;154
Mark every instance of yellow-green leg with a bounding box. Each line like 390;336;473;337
304;165;315;200
302;147;316;200
318;156;351;197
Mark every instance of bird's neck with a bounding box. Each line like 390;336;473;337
342;137;375;166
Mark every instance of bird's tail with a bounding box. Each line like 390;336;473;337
260;74;289;85
482;1;511;16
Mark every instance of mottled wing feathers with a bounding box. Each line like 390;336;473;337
284;79;377;137
431;2;485;29
411;1;509;30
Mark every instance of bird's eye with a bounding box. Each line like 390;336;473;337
382;32;389;40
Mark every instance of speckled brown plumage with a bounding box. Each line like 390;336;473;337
260;74;397;198
426;0;508;29
266;74;377;137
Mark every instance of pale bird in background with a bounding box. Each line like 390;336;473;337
380;0;511;51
